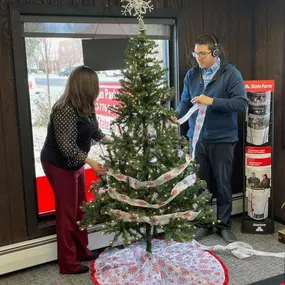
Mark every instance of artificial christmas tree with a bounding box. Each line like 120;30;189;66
76;2;232;284
79;19;214;253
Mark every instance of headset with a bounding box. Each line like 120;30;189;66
196;34;220;57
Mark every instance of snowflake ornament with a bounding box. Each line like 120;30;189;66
121;0;154;20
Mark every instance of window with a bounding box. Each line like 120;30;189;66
23;19;171;219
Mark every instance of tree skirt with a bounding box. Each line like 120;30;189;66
91;239;229;285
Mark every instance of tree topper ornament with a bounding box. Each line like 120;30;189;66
121;0;154;29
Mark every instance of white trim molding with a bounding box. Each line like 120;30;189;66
0;229;118;276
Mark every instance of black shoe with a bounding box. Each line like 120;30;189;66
193;227;214;240
74;265;89;274
219;229;237;243
79;250;100;262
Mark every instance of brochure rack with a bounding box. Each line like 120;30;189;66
241;80;275;234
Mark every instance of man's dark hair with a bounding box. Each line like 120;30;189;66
194;34;225;59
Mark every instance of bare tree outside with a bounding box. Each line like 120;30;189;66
41;38;52;110
25;38;41;74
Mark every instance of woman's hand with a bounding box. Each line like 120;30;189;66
101;135;112;143
85;158;108;176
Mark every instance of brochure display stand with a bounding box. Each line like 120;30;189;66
241;80;275;234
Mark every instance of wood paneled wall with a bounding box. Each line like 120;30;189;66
0;0;284;247
255;0;285;222
0;0;27;246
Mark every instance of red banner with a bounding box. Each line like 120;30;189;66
246;157;272;167
245;146;272;155
244;80;275;92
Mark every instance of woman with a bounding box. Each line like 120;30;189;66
41;65;107;275
260;174;270;189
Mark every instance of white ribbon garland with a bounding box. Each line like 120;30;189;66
107;173;196;208
191;239;285;259
177;104;207;159
106;209;201;225
106;154;192;189
177;104;200;125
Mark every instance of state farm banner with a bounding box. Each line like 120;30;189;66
244;80;274;145
95;82;121;135
245;146;271;220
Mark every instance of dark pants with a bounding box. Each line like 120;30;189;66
41;160;92;274
194;141;236;229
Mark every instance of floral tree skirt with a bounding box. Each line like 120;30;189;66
91;239;229;285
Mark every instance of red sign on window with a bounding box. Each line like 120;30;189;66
95;82;121;134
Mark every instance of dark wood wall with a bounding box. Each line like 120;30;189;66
0;0;27;246
0;0;284;247
255;0;285;223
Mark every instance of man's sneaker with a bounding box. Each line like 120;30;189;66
219;229;237;243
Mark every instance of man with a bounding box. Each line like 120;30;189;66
176;34;248;243
248;172;260;188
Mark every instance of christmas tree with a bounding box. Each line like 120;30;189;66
79;21;215;253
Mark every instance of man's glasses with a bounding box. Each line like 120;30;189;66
192;51;211;58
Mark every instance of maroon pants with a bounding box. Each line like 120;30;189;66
41;160;92;274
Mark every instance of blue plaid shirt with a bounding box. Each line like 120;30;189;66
201;57;221;88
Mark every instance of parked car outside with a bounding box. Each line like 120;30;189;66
58;67;73;77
